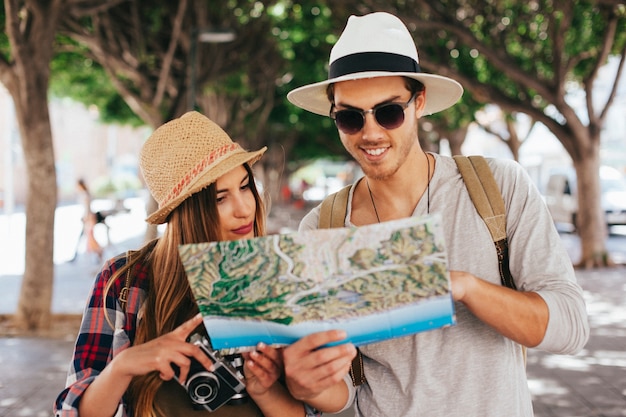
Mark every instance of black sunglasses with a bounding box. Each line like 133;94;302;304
330;92;418;134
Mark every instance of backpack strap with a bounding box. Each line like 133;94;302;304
319;185;351;228
319;184;366;386
453;155;516;290
454;155;526;366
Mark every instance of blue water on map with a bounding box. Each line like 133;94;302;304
204;295;456;351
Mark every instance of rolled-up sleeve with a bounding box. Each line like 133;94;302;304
535;281;589;354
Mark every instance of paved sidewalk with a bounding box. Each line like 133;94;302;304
527;267;626;417
0;203;625;416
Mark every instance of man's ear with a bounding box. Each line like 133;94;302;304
414;90;426;118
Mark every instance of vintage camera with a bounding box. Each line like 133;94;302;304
174;333;248;411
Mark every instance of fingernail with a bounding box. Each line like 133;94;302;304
257;342;266;349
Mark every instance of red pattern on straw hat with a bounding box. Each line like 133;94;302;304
161;143;239;208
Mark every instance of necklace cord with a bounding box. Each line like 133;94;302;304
366;152;432;223
426;151;431;214
366;179;381;223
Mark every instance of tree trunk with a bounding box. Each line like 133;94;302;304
1;0;65;331
447;126;468;156
2;71;57;332
13;96;57;330
505;118;521;161
573;149;612;268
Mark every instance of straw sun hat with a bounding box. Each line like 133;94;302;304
287;12;464;116
140;111;266;224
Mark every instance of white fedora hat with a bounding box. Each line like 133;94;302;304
287;12;463;116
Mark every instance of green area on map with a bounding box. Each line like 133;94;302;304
179;215;449;326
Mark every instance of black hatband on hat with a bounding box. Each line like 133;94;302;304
328;52;421;79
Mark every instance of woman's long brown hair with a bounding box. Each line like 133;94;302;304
104;164;266;417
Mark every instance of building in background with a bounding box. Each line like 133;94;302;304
0;85;149;212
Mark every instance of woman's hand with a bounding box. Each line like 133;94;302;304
242;343;283;396
80;314;213;417
111;313;214;384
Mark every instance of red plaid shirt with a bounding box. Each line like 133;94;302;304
54;252;148;417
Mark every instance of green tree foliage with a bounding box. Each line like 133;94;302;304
51;2;351;161
267;2;349;161
49;40;141;126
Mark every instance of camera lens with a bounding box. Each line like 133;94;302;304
187;372;220;404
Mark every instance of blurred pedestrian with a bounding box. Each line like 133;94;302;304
70;178;103;263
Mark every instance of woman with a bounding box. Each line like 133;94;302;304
71;178;103;263
54;112;314;417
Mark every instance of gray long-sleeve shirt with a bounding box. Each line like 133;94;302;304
299;154;589;417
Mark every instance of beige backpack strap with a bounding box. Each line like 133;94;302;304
453;155;506;242
318;184;366;386
453;155;516;290
318;185;352;229
454;155;526;366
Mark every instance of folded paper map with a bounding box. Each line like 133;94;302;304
179;213;455;351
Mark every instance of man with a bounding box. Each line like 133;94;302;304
282;12;589;416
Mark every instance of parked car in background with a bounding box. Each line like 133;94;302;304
543;165;626;229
